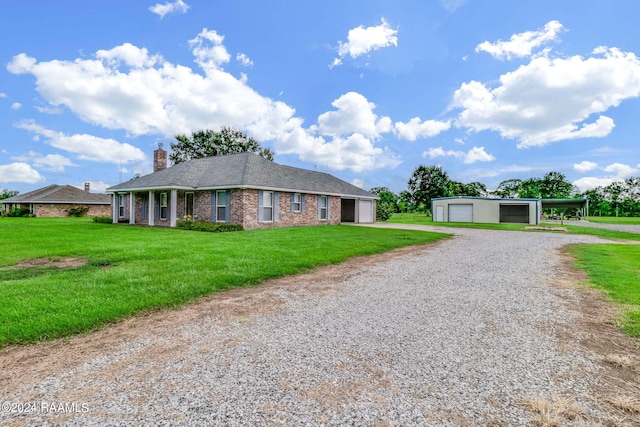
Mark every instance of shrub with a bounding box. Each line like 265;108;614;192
176;219;243;233
6;208;31;217
67;206;89;217
91;216;113;224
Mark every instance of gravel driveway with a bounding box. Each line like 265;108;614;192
1;226;638;426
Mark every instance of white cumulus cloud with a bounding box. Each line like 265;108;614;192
476;20;564;60
331;18;398;67
7;32;401;173
15;120;146;163
573;162;639;191
12;151;77;172
236;53;253;67
316;92;392;139
148;0;189;18
11;102;21;110
573;160;598;173
423;146;495;164
394;117;451;141
453;47;640;147
0;162;44;184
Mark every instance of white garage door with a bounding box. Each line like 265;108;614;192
448;204;473;222
358;200;373;223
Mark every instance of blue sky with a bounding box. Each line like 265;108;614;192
1;0;639;195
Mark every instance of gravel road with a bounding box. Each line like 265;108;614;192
1;226;637;426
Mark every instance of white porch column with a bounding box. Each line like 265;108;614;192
112;193;118;224
170;189;178;227
148;191;155;226
129;192;135;224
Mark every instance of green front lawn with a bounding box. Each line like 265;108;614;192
586;216;640;225
569;244;640;337
0;218;449;347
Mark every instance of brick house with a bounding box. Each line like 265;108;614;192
106;146;377;229
1;183;111;217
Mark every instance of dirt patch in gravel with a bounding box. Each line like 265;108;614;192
525;226;568;232
13;257;88;269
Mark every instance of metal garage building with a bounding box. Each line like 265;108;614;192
432;197;541;225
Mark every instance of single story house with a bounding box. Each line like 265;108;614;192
106;146;377;229
1;183;111;217
432;196;541;225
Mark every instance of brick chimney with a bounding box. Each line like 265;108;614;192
154;143;167;172
84;182;90;192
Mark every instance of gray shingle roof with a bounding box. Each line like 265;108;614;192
1;185;111;204
107;153;375;198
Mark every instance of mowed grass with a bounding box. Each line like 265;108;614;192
0;218;449;347
387;213;640;241
569;244;640;337
586;216;640;225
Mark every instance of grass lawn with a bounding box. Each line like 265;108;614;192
386;213;640;241
586;216;640;225
0;218;449;347
569;244;640;337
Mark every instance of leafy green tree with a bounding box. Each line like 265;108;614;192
518;178;542;198
493;179;522;198
170;127;274;164
0;190;19;200
408;165;452;210
369;187;398;221
450;181;487;197
582;187;610;216
539;172;573;199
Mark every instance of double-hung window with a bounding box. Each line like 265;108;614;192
318;195;328;220
292;193;302;212
118;194;126;218
160;192;168;220
262;191;274;221
216;190;227;222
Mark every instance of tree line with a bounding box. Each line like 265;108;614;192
371;166;640;220
2;126;639;219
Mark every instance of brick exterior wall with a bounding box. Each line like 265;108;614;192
116;188;352;229
33;203;111;218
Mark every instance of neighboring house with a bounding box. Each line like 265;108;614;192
432;196;542;225
1;183;112;218
106;146;377;229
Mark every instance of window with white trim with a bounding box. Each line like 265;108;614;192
160;192;168;220
318;195;328;220
262;191;274;221
292;193;302;212
118;194;126;218
216;190;227;222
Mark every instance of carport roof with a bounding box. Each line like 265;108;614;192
541;198;588;209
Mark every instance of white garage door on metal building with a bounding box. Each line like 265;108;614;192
448;204;473;222
358;200;374;223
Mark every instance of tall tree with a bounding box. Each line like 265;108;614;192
407;165;452;209
539;171;573;199
518;178;542;199
170;127;274;164
493;179;523;198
